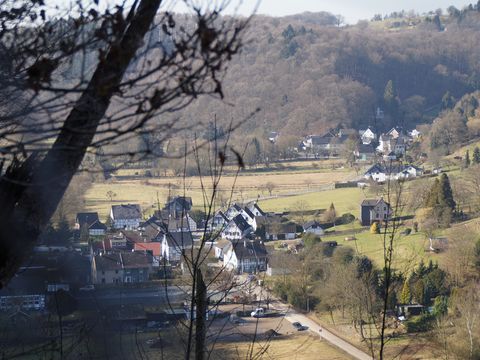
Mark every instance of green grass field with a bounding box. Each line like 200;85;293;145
259;187;366;217
324;230;443;269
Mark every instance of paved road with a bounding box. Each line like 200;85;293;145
285;311;373;360
248;280;373;360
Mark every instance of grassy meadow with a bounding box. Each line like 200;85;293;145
84;162;358;218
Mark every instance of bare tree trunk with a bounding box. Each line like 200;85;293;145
0;0;162;287
195;269;207;360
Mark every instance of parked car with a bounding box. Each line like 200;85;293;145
79;284;95;291
292;322;308;331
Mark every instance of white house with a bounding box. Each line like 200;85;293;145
360;127;376;145
161;232;194;262
221;214;253;241
208;210;229;231
303;221;324;236
225;203;242;220
223;240;268;274
110;204;142;230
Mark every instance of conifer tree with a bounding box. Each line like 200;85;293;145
400;279;411;304
370;221;380;234
465;150;471;168
439;173;456;211
473;146;480;164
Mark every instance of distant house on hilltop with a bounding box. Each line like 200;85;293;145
303;221;324;236
110;204;142;230
360;198;392;226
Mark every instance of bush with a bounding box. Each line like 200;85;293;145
338;213;355;225
370;222;380;234
302;232;321;248
405;314;434;333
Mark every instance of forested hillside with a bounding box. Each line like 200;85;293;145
59;5;480;148
178;6;480;140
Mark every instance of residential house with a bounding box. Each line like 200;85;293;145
354;143;376;162
214;239;231;260
110;204;142;230
225;203;243;220
121;251;153;283
92;253;123;284
223;240;268;274
75;212;107;236
164;196;192;217
221;214;253;241
161;232;194;262
246;202;266;217
208;210;229;231
360;198;392;226
303;221;325;236
409;129;421;139
75;212;99;230
166;214;197;232
88;221;107;236
386;127;402;139
92;251;153;284
264;222;297;241
359;127;376;145
134;243;161;266
364;164;423;183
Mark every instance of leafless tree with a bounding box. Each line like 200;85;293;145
0;0;251;287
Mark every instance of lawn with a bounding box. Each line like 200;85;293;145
211;334;353;360
324;230;444;270
259;187;366;217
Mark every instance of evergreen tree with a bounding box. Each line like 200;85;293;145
370;221;380;234
439;173;456;211
400;279;411;304
473;147;480;164
465;150;471;168
384;80;396;104
425;178;441;208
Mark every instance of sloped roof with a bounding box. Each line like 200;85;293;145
265;222;297;234
304;220;323;229
232;214;251;232
76;212;99;227
232;240;268;260
89;220;107;230
166;196;192;211
164;232;194;248
361;199;380;207
95;253;122;271
134;242;161;257
121;251;153;268
111;204;141;220
243;207;255;220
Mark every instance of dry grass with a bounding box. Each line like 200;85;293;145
211;333;353;360
84;168;356;218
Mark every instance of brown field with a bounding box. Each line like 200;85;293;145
84;167;357;218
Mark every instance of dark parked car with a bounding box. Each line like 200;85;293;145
292;322;308;331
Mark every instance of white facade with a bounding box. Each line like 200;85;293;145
361;128;376;144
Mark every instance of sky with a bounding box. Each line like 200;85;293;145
174;0;472;23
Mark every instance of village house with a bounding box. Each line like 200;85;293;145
359;127;376;144
133;242;161;267
354;143;376;162
207;210;229;231
75;212;107;236
223;240;268;274
110;204;142;230
92;251;153;284
221;214;253;240
164;196;192;217
264;222;297;240
225;203;243;220
303;220;325;236
364;163;423;183
161;232;194;262
360;198;392;226
213;238;231;260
